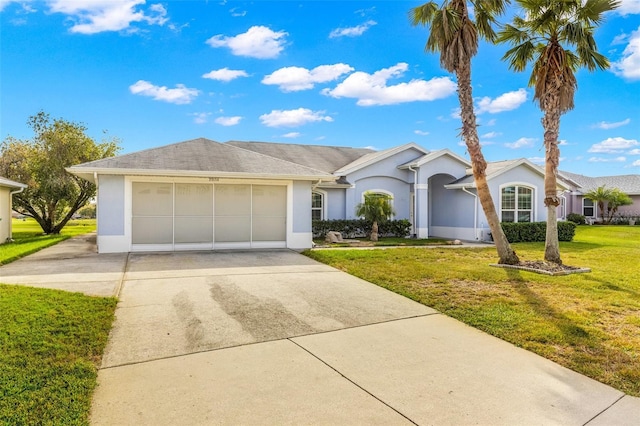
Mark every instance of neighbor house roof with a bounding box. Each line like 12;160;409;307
445;159;571;190
0;176;27;190
226;141;374;174
560;171;640;195
67;138;334;182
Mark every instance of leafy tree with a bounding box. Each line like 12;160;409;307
355;192;395;242
498;0;618;264
0;112;119;234
411;0;519;265
605;189;633;223
584;185;613;223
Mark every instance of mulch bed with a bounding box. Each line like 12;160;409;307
490;261;591;276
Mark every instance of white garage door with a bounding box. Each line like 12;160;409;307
132;182;286;251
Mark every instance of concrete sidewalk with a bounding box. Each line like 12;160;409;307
1;236;638;425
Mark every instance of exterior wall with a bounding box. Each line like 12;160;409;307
0;187;11;243
430;174;473;228
568;194;640;221
291;181;313;248
325;188;346;220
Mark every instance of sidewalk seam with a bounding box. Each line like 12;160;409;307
582;394;627;425
113;252;129;299
288;338;418;425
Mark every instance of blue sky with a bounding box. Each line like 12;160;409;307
1;0;639;177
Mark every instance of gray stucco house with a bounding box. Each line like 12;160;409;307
0;176;27;243
67;138;636;253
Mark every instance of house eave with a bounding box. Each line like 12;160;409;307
65;167;335;183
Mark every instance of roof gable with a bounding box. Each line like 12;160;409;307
398;148;471;169
67;138;333;181
446;159;571;189
333;142;429;176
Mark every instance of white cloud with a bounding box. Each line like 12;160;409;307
482;131;501;138
322;63;456;106
414;130;429;136
613;26;640;80
46;0;168;34
617;0;640;15
202;68;249;82
206;26;287;59
129;80;199;104
262;64;354;92
329;20;377;38
476;89;527;114
588;156;627;162
229;7;246;17
486;118;497;126
282;132;301;138
0;0;23;12
591;118;631;129
259;108;333;127
633;160;640;166
629;149;640;155
588;137;639;153
505;137;536;149
214;116;242;126
191;112;211;124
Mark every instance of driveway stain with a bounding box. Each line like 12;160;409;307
172;291;207;351
209;280;317;340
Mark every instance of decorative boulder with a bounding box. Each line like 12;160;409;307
325;231;344;243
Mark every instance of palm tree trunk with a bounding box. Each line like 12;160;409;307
457;58;519;265
371;221;379;242
542;102;562;264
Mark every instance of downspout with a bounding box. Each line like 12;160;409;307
461;186;479;240
408;166;418;238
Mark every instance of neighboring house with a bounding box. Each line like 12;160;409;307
561;171;640;220
68;138;577;253
0;177;27;243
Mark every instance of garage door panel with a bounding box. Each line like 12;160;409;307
175;184;213;216
252;217;286;241
215;217;251;243
175;217;213;244
133;183;173;216
132;217;173;244
252;186;286;216
215;185;251;216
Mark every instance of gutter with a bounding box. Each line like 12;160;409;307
461;186;479;240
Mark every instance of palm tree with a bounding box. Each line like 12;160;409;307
584;185;612;223
605;189;633;223
498;0;619;264
411;0;519;265
355;192;395;242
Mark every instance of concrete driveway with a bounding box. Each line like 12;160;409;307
1;236;638;424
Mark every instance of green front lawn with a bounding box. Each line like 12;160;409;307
0;285;117;425
305;226;640;396
0;218;96;265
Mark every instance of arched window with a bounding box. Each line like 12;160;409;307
311;191;324;220
501;185;533;223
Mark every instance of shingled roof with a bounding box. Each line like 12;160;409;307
68;138;333;182
0;176;27;190
226;140;375;173
560;171;640;195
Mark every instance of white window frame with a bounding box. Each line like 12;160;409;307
311;189;327;221
582;198;595;218
499;183;535;223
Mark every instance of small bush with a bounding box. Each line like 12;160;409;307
567;213;586;225
500;221;576;243
313;219;411;238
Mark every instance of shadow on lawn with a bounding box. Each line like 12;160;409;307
505;268;594;343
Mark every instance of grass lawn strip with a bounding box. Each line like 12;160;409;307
305;226;640;397
0;285;117;425
0;218;96;265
